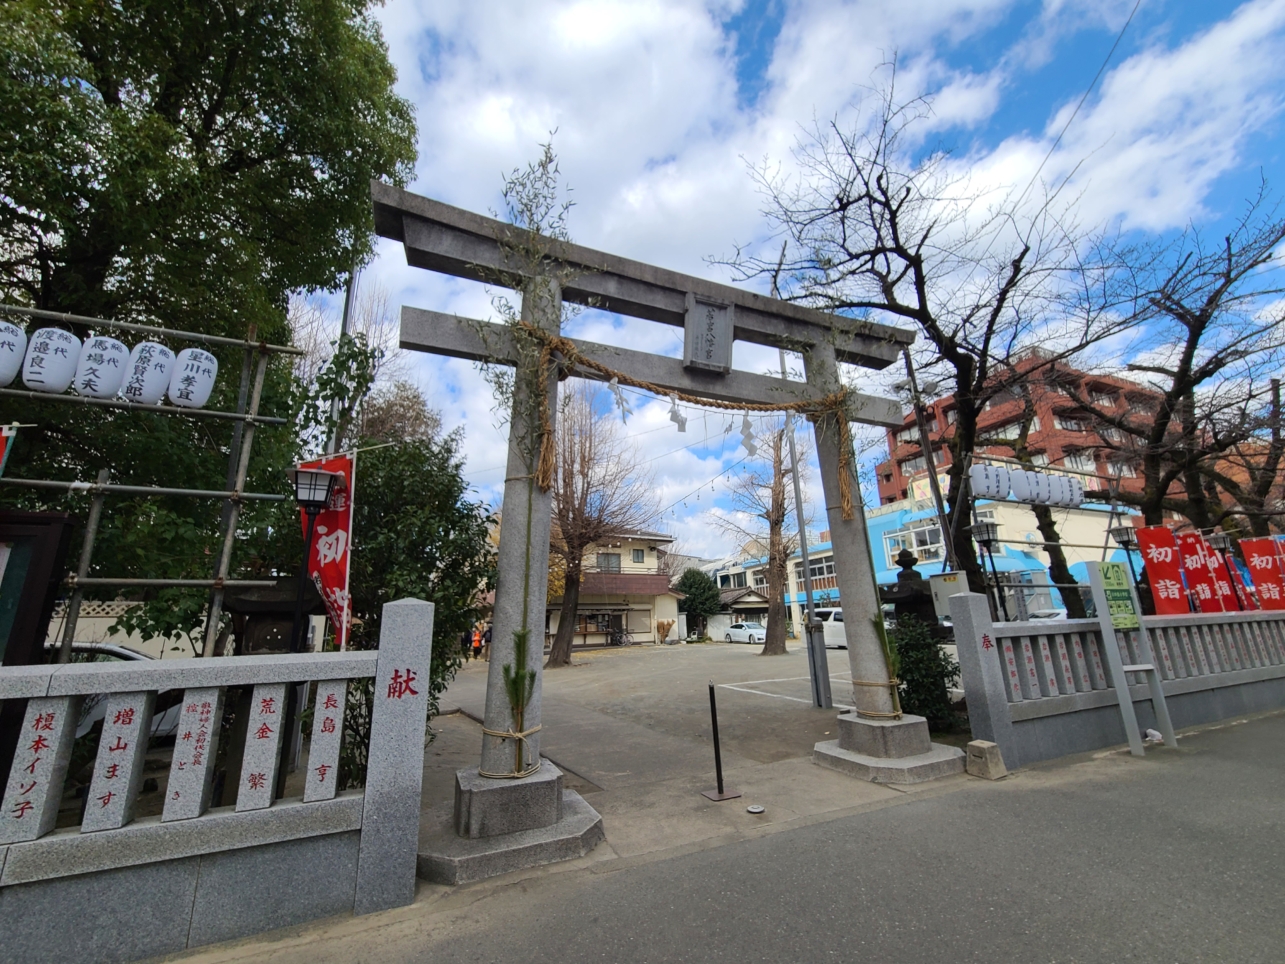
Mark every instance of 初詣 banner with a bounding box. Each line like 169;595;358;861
1137;526;1190;615
297;453;356;650
1241;538;1285;612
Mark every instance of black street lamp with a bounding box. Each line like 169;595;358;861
276;466;344;798
970;520;1010;622
1109;524;1141;586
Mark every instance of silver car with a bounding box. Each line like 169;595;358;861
44;642;182;738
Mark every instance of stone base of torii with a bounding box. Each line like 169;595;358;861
371;183;962;884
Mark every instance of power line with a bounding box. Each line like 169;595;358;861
1013;0;1144;215
658;456;748;516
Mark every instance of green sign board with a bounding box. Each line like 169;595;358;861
1101;561;1140;630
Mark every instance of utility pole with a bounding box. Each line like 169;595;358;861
325;266;359;456
900;347;958;572
780;349;831;709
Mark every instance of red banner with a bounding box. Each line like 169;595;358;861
0;424;15;477
1242;537;1285;611
1176;532;1228;613
1137;526;1190;615
298;453;356;650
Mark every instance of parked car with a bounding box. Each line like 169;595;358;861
725;622;766;644
43;642;182;738
1027;609;1068;620
812;608;846;649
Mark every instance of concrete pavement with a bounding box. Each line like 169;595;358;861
163;644;1285;964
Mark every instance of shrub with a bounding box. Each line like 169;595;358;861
892;615;959;731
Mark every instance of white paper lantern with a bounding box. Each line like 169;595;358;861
1066;478;1084;508
167;348;218;408
22;327;81;394
1009;469;1033;502
0;320;26;387
1032;471;1054;505
991;466;1010;500
74;336;130;398
1046;475;1069;507
121;341;175;404
970;463;1012;501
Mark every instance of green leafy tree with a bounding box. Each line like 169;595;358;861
675;568;720;638
892;615;959;732
0;0;416;646
337;433;497;786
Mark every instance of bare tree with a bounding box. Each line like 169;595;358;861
725;65;1126;592
982;375;1087;618
715;424;810;655
1065;194;1285;530
289;281;410;385
546;382;657;668
351;380;441;446
1209;379;1284;537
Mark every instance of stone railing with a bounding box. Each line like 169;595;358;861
0;598;434;964
950;592;1285;768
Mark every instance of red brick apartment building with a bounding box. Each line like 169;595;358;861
875;350;1161;505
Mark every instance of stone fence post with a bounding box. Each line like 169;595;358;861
950;592;1017;766
354;598;435;915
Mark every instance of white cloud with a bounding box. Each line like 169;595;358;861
362;0;1285;553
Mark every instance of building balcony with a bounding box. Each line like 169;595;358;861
577;569;673;596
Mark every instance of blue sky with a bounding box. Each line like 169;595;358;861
356;0;1285;558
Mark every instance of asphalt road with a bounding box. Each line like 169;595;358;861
412;712;1285;964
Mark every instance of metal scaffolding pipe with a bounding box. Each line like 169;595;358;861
0;387;289;425
0;477;285;501
71;577;278;588
0;304;304;355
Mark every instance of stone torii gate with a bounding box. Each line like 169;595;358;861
371;183;963;883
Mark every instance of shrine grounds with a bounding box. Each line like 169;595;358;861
164;642;1285;964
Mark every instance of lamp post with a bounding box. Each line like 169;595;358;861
1206;530;1246;610
1109;524;1141;585
970;520;1010;622
276;467;343;798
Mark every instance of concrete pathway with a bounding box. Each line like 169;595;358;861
163;645;1285;964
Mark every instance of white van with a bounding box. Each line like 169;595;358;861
812;608;846;648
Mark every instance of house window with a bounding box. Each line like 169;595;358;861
884;522;944;566
1030;452;1050;467
946;409;957;425
576;613;614;633
631;548;645;564
719;574;731;588
753;570;767;589
732;571;747;588
900;451;944;475
597;553;621;572
985;385;1022;409
1090;391;1116;407
1054;415;1089;432
1098;426;1120;443
1063;451;1097;473
792;556;836;581
1106;459;1137;478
